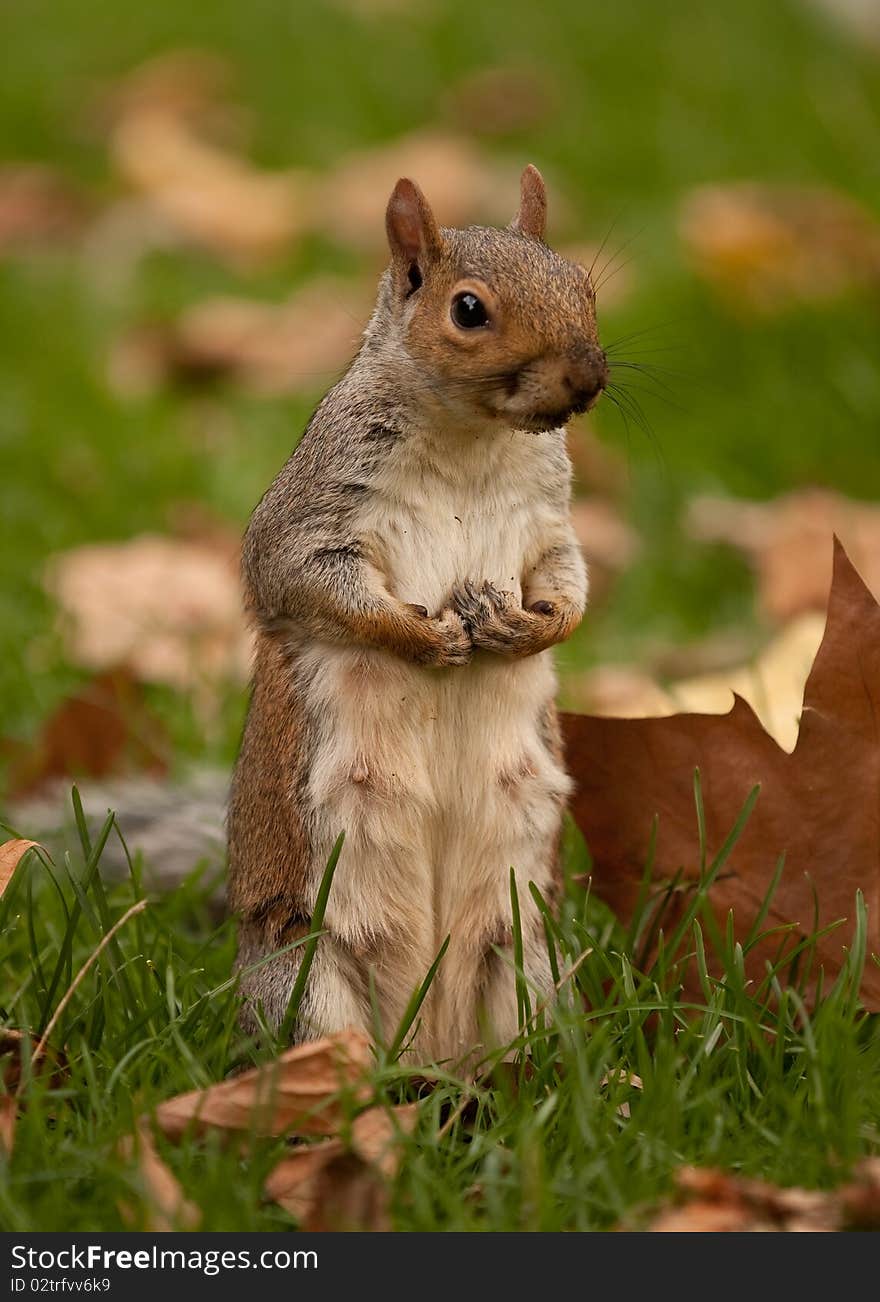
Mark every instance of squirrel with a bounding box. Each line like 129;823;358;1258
226;165;607;1061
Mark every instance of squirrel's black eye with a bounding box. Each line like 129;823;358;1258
451;291;489;329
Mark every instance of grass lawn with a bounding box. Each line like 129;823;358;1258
2;801;878;1231
2;0;880;1231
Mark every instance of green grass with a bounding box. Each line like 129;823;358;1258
1;788;879;1232
2;0;880;1232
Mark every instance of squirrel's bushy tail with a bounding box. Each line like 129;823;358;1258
9;770;229;890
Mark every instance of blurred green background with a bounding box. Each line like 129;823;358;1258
2;0;879;786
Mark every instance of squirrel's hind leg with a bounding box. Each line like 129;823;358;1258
235;920;371;1042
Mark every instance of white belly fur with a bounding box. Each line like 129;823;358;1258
300;431;571;1057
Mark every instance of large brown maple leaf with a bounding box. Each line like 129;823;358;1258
562;539;880;1005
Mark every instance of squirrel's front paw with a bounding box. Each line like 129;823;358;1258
410;606;473;667
452;581;557;658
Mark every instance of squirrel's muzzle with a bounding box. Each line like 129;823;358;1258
562;342;609;413
492;340;609;431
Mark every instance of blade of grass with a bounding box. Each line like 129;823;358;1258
278;831;344;1044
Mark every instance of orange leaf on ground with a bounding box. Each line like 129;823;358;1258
0;1027;69;1155
563;540;880;1005
688;488;880;622
0;1095;15;1156
109;279;368;399
265;1103;417;1230
640;1162;880;1232
4;670;168;800
680;183;880;313
103;50;305;267
118;1124;201;1231
313;131;521;253
1;1029;66;1094
110;105;306;266
349;1102;418;1177
95;49;234;128
0;840;42;898
152;1030;372;1142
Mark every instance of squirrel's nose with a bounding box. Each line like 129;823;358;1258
564;344;609;408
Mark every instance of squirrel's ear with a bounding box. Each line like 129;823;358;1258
386;177;443;275
510;164;547;241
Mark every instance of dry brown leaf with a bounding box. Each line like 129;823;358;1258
314;131;520;253
109;280;368;398
563;540;880;1006
118;1124;201;1231
264;1103;416;1230
0;1027;68;1154
1;1028;66;1094
648;1201;766;1232
153;1030;372;1143
300;1152;391;1232
688;488;880;622
839;1157;880;1229
0;1095;15;1157
641;1162;880;1232
111;108;306;266
446;66;554;137
45;536;250;691
0;165;87;254
96;50;234;128
4;670;169;800
680;183;880;312
264;1140;343;1221
0;840;42;898
349;1101;418;1176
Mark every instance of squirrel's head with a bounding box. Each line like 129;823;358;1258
379;165;607;433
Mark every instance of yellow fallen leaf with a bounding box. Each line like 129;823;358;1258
569;614;825;754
